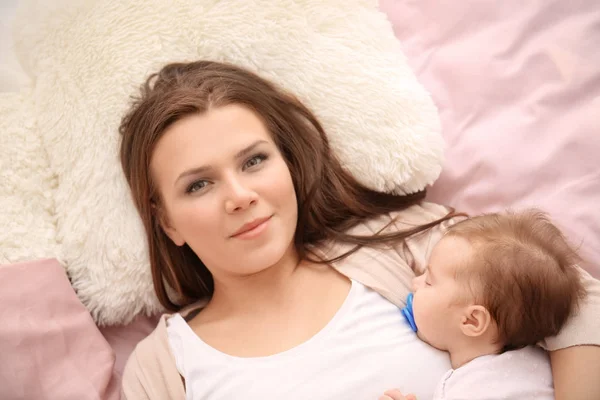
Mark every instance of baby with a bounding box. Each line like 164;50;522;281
381;210;585;400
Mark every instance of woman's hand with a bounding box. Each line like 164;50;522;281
378;389;417;400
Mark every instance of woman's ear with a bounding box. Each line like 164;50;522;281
152;201;185;246
460;305;492;338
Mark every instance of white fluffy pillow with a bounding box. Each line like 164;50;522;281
0;92;58;264
11;0;443;325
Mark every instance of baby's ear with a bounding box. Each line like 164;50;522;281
460;305;492;338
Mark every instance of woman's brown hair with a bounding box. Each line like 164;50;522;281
120;60;456;310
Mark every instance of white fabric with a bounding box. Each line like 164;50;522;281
167;281;451;400
3;0;444;325
433;347;553;400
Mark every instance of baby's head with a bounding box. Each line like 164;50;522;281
410;210;585;360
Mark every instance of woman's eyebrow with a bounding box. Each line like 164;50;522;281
234;139;268;160
174;139;269;185
175;165;213;186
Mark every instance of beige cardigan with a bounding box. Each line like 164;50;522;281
121;202;600;399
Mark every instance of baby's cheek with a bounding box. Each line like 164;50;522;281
412;300;424;327
413;300;433;340
415;318;439;349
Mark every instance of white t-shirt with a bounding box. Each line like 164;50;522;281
433;346;554;400
167;280;451;400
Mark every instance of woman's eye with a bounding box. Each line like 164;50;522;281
186;180;208;194
243;154;267;170
425;281;432;287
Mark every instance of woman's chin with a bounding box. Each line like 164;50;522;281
234;243;296;276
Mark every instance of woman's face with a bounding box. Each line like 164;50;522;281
150;104;298;279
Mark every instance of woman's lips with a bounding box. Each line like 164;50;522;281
230;216;272;239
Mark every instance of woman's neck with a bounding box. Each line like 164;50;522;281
205;245;305;318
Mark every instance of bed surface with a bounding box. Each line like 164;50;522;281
1;0;598;386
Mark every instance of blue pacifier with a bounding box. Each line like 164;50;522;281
401;293;418;332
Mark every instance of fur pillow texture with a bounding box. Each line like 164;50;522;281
0;92;58;264
5;0;444;325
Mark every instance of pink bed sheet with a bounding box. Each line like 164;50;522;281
380;0;600;277
100;314;159;380
0;259;120;400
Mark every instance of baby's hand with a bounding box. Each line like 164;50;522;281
378;389;417;400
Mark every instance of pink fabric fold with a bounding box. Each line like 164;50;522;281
100;314;160;380
0;259;119;400
380;0;600;278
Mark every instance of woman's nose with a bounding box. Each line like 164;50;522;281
224;177;258;213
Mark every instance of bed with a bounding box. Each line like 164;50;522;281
1;1;598;398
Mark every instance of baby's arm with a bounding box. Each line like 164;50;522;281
379;389;417;400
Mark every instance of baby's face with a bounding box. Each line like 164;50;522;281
411;236;474;350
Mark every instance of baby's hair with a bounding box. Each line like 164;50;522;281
446;210;586;351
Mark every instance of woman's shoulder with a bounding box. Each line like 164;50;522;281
314;203;461;306
121;306;205;399
121;314;179;398
384;202;466;274
127;314;172;364
337;202;462;244
317;201;462;259
353;202;455;233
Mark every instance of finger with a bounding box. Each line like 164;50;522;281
383;389;406;400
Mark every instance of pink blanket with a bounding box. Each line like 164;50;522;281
381;0;600;277
0;259;119;400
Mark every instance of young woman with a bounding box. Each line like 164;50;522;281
119;61;600;399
